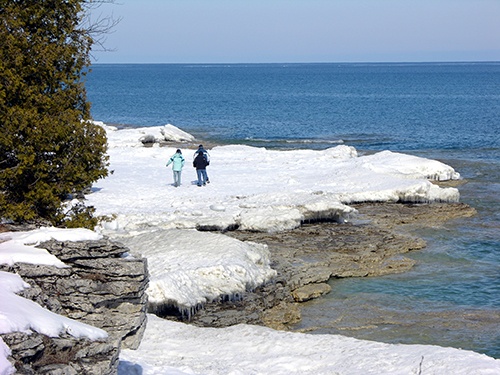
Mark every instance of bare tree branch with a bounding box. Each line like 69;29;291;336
81;0;122;53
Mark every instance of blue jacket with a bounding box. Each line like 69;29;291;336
166;152;185;171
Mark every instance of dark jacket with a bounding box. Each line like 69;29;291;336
193;152;209;170
193;148;210;163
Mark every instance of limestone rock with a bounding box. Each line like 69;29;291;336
261;301;301;330
221;202;476;331
291;283;332;302
288;267;332;290
0;237;149;374
2;331;118;375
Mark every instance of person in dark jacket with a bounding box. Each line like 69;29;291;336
193;144;210;184
193;150;209;186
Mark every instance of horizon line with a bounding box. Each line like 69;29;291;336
89;60;500;65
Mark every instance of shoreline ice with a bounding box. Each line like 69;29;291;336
86;122;464;317
2;123;497;374
1;227;498;375
118;229;276;317
87;123;460;235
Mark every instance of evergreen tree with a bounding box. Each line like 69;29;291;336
0;0;109;227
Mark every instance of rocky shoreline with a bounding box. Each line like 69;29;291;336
0;201;478;372
166;202;476;330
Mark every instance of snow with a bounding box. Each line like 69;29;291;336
0;338;12;375
0;272;108;340
360;150;461;181
87;125;460;235
0;227;102;267
1;123;498;374
160;124;196;142
118;229;275;315
118;314;500;375
93;121;195;147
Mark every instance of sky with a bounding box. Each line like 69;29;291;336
89;0;500;64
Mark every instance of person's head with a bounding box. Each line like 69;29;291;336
198;144;203;149
176;149;182;154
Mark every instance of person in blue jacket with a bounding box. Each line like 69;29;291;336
166;149;185;187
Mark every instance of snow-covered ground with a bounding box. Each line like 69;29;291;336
119;314;500;375
88;123;460;234
1;123;498;374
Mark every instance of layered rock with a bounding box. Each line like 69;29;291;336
187;202;476;330
2;331;119;375
1;238;148;374
0;202;476;371
292;283;332;302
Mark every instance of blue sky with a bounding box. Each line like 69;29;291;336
90;0;500;63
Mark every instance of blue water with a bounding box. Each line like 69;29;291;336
86;63;500;358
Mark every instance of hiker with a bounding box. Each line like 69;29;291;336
193;144;210;184
193;149;209;186
166;149;185;187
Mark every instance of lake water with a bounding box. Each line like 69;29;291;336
86;62;500;358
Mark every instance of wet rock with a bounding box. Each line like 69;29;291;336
351;202;477;229
261;302;302;330
292;283;332;302
197;202;476;330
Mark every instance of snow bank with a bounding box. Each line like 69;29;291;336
119;314;500;375
116;229;276;316
160;124;196;142
360;150;461;181
92;121;195;148
0;227;102;267
87;124;460;235
0;273;107;340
